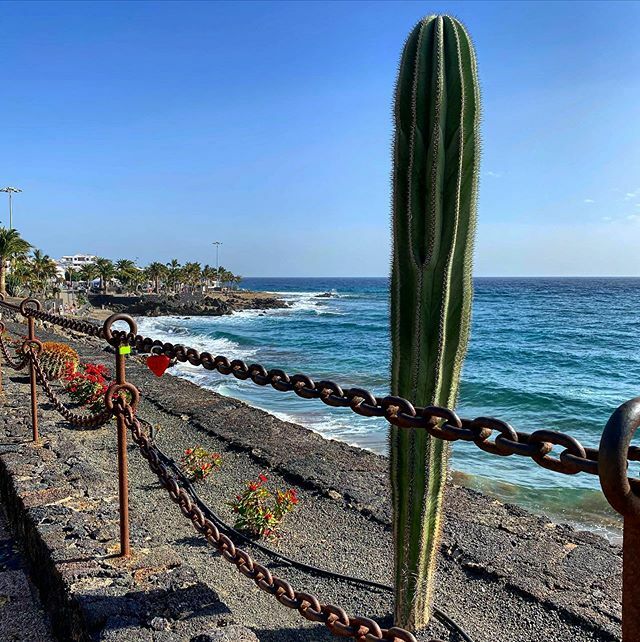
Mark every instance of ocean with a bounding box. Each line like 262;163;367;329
136;277;640;536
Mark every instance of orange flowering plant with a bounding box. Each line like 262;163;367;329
228;473;299;540
180;446;222;481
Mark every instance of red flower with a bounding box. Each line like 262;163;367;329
259;473;268;483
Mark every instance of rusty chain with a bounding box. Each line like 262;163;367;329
0;324;30;371
114;398;431;642
104;328;636;484
34;310;103;338
10;301;104;338
29;348;113;428
4;299;640;484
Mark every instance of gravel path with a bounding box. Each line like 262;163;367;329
0;316;624;641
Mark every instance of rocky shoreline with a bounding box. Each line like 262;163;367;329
88;292;288;317
0;317;624;641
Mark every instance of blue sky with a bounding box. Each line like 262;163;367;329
1;0;639;277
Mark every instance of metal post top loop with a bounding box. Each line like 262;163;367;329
22;338;43;355
103;313;138;344
19;297;41;315
599;397;640;518
104;382;140;413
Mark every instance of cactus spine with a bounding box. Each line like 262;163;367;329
390;15;480;630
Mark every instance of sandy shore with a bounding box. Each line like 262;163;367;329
0;316;624;641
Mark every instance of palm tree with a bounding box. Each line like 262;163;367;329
166;259;182;293
94;257;115;294
218;268;234;289
77;263;99;290
6;256;31;296
0;228;32;296
145;262;167;294
181;262;202;293
29;249;59;295
115;259;138;293
128;268;146;293
202;264;214;284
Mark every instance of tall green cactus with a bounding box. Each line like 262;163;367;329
390;15;480;630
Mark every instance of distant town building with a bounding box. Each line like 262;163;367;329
55;254;97;281
58;254;97;269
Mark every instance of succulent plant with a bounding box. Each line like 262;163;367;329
38;342;79;380
389;14;481;630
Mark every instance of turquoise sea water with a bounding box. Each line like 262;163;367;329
136;277;640;535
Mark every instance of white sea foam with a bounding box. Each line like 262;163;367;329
136;316;257;361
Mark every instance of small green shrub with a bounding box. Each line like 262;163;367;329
228;474;299;540
180;446;222;481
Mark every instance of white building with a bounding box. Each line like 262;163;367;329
55;254;98;282
58;254;97;269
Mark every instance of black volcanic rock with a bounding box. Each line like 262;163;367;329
88;293;288;317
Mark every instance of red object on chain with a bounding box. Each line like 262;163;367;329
147;354;171;377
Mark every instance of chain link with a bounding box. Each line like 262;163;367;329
13;304;104;338
115;399;431;642
0;325;30;371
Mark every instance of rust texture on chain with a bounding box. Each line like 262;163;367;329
0;323;30;371
112;396;428;642
5;298;104;339
2;298;639;485
29;348;113;428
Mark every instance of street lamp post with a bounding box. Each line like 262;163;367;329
212;241;222;286
0;187;22;229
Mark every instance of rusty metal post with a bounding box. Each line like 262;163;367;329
115;344;130;558
102;313;138;559
28;315;39;441
0;296;4;397
19;298;43;443
621;517;640;641
599;397;640;642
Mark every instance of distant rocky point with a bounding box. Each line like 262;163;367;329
88;292;288;317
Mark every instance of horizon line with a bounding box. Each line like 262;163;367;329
240;275;640;279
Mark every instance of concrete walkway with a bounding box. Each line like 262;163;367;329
0;503;54;642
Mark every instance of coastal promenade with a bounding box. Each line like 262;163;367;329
0;315;622;641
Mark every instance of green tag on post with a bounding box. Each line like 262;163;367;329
119;345;131;356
